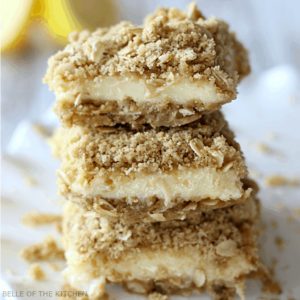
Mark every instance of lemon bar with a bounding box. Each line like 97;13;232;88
62;194;261;299
43;2;250;128
49;111;251;223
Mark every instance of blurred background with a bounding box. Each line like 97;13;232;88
1;2;300;297
2;0;300;149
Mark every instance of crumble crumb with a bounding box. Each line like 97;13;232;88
22;211;62;228
7;269;14;274
294;207;300;216
294;227;300;234
264;175;299;187
274;236;290;252
249;169;260;179
32;123;51;137
271;221;277;229
24;177;37;186
19;235;64;262
50;263;60;271
276;203;285;211
261;279;282;296
271;259;278;266
254;142;272;154
27;263;46;281
285;214;295;224
148;292;169;300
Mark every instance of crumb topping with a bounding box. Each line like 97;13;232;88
63;195;260;261
43;3;250;94
51;111;247;186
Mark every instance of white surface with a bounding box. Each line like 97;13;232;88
1;65;300;299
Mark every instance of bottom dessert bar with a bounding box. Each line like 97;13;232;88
62;189;262;300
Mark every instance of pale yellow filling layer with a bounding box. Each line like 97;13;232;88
56;76;225;106
69;167;244;205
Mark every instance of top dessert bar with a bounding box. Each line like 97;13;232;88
43;2;250;128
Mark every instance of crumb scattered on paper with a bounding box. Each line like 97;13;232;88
50;263;60;271
24;177;37;186
277;203;285;211
22;211;62;230
7;269;14;274
293;227;300;234
249;169;260;179
27;263;46;280
32;123;52;137
19;235;64;262
294;207;300;216
264;175;299;187
275;236;290;252
254;141;272;154
271;221;277;229
285;215;295;224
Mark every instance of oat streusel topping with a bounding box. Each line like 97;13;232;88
50;111;247;178
63;195;260;261
43;3;250;94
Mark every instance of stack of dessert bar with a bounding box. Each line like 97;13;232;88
45;3;262;299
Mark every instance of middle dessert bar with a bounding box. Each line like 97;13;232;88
49;111;251;223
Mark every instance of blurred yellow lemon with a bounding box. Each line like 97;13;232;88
1;0;119;51
1;0;35;51
42;0;119;44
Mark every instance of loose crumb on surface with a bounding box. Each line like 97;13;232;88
271;221;277;229
27;263;46;281
249;168;260;179
148;292;169;300
264;175;299;187
293;227;300;234
294;207;300;216
285;214;295;224
261;279;282;297
50;263;60;271
32;123;52;137
276;203;285;211
19;235;65;262
254;142;272;154
24;177;37;186
22;211;62;228
275;236;290;252
7;269;14;274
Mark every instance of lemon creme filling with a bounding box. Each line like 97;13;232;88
56;77;227;107
66;167;245;205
